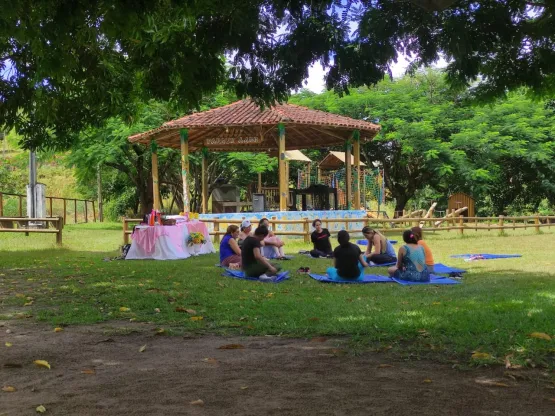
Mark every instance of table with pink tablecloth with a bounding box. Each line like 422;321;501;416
126;221;215;260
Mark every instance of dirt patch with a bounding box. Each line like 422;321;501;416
1;322;554;416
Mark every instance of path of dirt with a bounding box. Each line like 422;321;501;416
1;321;554;415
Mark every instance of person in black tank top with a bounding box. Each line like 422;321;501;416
310;219;332;258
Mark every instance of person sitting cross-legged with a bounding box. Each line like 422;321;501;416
242;225;282;280
258;217;286;259
310;219;332;258
388;230;430;282
326;230;369;281
219;225;242;268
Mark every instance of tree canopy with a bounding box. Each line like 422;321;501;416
2;0;554;149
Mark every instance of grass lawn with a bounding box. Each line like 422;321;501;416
1;222;554;369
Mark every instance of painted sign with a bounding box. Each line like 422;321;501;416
204;136;262;146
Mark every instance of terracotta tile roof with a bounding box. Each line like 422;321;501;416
129;100;380;150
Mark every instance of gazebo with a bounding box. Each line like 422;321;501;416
128;100;380;213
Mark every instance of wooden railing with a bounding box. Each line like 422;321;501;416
122;214;555;245
0;216;64;245
0;191;97;224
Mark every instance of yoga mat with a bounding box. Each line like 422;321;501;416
433;263;467;274
392;275;461;286
223;269;290;283
308;273;393;284
357;240;397;245
450;254;522;260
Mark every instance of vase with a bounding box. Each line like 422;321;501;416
191;243;202;256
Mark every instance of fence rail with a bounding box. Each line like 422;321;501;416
122;214;555;245
0;216;64;245
0;191;97;224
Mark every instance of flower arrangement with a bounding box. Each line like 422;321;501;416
187;232;206;246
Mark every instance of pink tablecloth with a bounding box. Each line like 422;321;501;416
126;222;215;260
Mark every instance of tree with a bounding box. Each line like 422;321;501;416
450;90;555;215
2;1;555;150
292;70;472;213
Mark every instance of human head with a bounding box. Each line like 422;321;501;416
241;220;252;232
411;226;423;241
362;226;376;240
312;219;322;231
254;225;269;240
403;230;418;244
337;230;350;247
226;224;240;238
259;217;269;227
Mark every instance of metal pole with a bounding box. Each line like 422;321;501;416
29;151;37;218
97;165;103;222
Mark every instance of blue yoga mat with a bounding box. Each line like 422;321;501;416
308;273;394;284
450;254;522;260
223;269;290;283
433;263;467;274
392;275;461;286
357;240;397;245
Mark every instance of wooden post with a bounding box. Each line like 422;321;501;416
352;130;361;210
303;218;310;243
63;199;67;225
257;172;262;193
499;215;504;230
214;220;220;244
56;216;63;246
317;167;321;183
18;195;23;217
180;129;190;213
458;215;464;235
123;218;129;245
49;197;53;217
535;214;540;233
278;123;287;211
306;162;311;186
92;201;96;222
0;192;3;217
345;139;352;210
201;148;209;214
151;141;160;211
97;165;103;222
74;199;77;223
84;200;88;223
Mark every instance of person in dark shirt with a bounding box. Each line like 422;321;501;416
310;219;332;258
326;230;369;280
242;226;281;279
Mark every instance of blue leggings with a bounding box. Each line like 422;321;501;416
326;261;365;281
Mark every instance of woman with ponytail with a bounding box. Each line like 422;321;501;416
388;230;430;282
361;226;397;265
326;230;369;281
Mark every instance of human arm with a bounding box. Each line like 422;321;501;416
229;238;241;255
253;247;277;274
359;254;369;268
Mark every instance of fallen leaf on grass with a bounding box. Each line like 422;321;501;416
240;386;248;390
423;379;433;383
190;316;204;321
471;352;492;360
431;302;441;306
377;364;393;368
33;360;51;370
5;342;12;347
119;307;131;312
202;358;218;365
2;386;16;392
36;405;46;413
24;301;34;306
81;369;96;375
529;332;552;341
217;344;245;350
190;399;204;406
54;328;63;333
139;345;147;353
155;329;166;335
175;307;197;314
475;378;509;388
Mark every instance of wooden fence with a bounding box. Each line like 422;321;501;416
122;214;555;245
0;192;97;224
0;217;64;245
